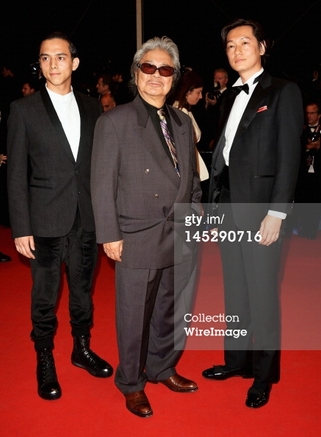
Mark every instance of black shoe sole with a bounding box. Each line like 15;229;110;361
202;369;253;380
38;389;62;401
71;359;113;378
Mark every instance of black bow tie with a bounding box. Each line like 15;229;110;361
232;83;249;95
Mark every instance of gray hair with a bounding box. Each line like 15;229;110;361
129;36;181;94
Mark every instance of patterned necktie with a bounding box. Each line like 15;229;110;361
157;109;180;177
232;83;249;95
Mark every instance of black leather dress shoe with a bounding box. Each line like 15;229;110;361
0;252;11;262
71;335;113;377
245;384;271;408
202;364;253;380
37;348;62;400
158;374;198;392
125;390;153;418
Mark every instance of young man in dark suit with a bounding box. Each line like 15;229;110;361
7;32;113;401
202;19;303;408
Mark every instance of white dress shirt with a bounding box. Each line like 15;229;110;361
223;68;263;166
223;69;285;219
47;86;80;161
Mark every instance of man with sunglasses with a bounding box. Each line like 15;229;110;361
91;36;202;417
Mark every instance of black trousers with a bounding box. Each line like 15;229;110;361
30;212;97;351
218;187;281;385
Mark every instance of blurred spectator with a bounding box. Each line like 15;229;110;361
0;62;20;227
100;92;116;112
0;154;7;165
111;70;132;104
295;101;321;239
193;68;229;151
170;69;204;143
302;64;321;103
21;79;37;97
169;69;209;199
205;67;229;109
0;63;21;123
96;73;114;98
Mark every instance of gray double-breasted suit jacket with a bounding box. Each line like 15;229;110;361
91;95;202;269
7;87;101;238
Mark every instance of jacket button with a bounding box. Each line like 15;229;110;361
144;168;150;174
154;194;159;198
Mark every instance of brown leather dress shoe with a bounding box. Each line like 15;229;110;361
124;390;153;417
159;374;198;392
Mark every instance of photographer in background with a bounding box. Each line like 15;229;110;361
193;68;229;151
295;101;321;239
205;68;229;109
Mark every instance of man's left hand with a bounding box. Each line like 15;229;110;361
258;215;282;246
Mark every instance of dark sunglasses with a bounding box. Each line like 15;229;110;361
137;63;175;77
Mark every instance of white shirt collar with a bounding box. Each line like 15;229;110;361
46;84;74;101
233;68;264;88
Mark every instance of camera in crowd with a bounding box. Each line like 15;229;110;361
207;81;222;100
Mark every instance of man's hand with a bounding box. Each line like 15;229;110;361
258;215;282;246
0;154;7;166
103;240;123;262
306;138;320;150
14;236;35;259
205;92;218;108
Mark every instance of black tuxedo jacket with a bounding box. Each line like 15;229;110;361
209;71;303;230
7;87;101;238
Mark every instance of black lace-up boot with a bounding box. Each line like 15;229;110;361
36;348;62;400
71;335;113;378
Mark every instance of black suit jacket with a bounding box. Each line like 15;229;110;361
7;87;101;238
209;71;304;230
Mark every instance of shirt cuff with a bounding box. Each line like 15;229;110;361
268;210;287;220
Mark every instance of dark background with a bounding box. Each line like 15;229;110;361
0;0;320;90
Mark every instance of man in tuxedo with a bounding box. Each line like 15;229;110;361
295;101;321;238
7;32;113;401
91;36;202;418
202;18;303;408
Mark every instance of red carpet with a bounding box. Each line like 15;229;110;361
1;226;320;437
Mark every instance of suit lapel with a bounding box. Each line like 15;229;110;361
40;87;76;163
211;90;236;175
133;97;182;186
234;72;272;140
211;72;273;176
167;104;188;179
74;91;88;165
167;104;198;205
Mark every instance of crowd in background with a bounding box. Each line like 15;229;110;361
1;57;321;243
